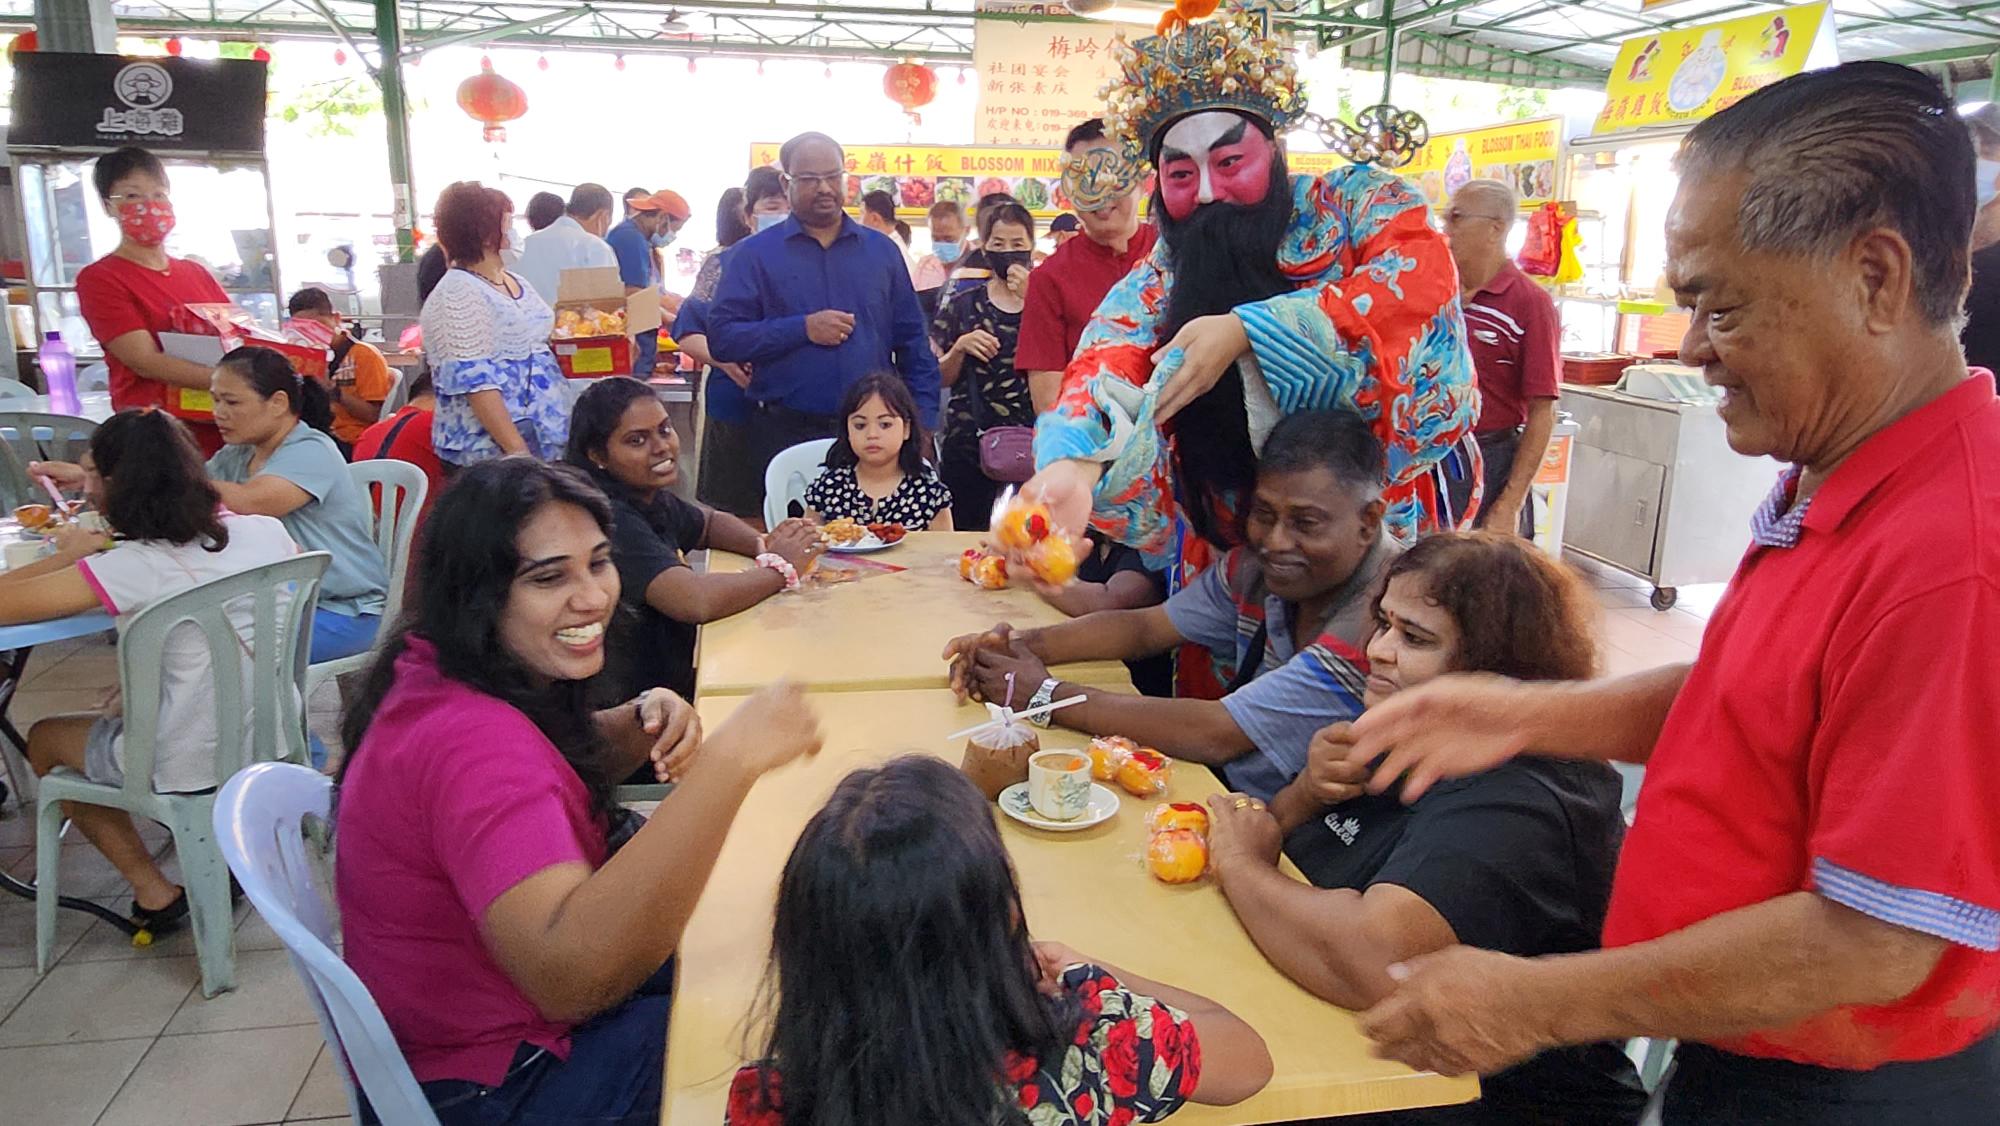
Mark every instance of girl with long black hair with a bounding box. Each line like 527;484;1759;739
727;754;1272;1126
334;458;822;1125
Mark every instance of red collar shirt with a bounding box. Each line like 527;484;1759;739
1014;224;1159;373
1602;371;2000;1069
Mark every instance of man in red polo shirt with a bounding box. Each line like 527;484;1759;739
1334;63;2000;1122
1017;118;1158;414
1444;179;1559;537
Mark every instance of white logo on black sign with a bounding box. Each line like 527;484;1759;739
114;63;173;108
99;62;184;137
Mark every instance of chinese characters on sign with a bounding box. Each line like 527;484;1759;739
1593;1;1834;134
97;107;186;137
972;0;1146;146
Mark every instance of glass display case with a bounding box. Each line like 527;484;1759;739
11;153;281;357
1554;134;1690;357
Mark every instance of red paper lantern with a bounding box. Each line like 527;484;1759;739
252;45;271;63
333;47;347;66
614;54;626;71
164;36;183;57
457;57;528;142
537;54;549;71
883;60;936;118
8;30;36;61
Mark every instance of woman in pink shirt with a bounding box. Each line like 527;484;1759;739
333;458;822;1125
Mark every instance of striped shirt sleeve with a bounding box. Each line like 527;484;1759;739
1813;857;2000;952
1218;633;1367;802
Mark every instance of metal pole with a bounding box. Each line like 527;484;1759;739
374;0;418;262
1380;19;1399;105
1991;51;1999;103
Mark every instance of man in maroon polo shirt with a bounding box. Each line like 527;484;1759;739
1332;63;2000;1123
1017;118;1159;413
1444;179;1559;537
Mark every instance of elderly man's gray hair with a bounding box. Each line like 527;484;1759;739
1676;61;1974;326
1452;179;1520;225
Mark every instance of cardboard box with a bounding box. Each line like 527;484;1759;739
550;266;661;379
161;304;330;420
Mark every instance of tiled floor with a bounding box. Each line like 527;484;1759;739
0;551;1716;1125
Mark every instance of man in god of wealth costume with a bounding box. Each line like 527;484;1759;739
1026;5;1482;612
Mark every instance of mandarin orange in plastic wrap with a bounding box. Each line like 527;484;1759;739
958;547;982;581
971;554;1010;590
1147;828;1208;884
1027;533;1079;586
1116;748;1172;797
1147;801;1209;835
1087;735;1137;781
994;499;1053;551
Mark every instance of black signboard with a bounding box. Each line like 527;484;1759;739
8;53;267;153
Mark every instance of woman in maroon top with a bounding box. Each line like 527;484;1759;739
727;755;1271;1126
74;147;229;454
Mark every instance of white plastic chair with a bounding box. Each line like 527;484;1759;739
761;438;835;528
36;552;331;996
0;411;97;511
0;377;37;402
303;460;428;706
76;363;110;393
214;761;440;1126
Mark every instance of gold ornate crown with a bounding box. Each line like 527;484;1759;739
1101;5;1307;164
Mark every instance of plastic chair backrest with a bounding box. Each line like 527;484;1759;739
0;411;97;510
380;366;410;414
762;438;835;528
0;377;37;402
214;762;440;1126
345;460;428;627
115;552;330;791
77;363;110;393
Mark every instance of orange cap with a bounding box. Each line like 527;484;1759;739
630;190;690;220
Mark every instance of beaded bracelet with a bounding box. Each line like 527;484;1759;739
755;552;801;591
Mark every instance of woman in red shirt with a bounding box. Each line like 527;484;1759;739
74;146;229;454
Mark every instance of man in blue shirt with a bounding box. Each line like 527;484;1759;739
706;131;942;497
605;189;689;376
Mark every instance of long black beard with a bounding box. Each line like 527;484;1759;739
1155;152;1294;550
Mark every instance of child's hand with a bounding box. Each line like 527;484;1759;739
27;460;84;491
952;329;1001;362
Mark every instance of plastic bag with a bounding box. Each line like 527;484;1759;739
1517;202;1565;277
959;702;1041;800
1554;213;1585;286
1145;802;1209;883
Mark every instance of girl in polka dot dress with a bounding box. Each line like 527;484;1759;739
804;371;956;530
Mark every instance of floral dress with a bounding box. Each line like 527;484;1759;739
803;464;954;528
932;284;1032;530
725;963;1202;1125
420;267;571;466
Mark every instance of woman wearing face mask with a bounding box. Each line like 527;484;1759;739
74;147;232;456
932;200;1037;530
674;168;790;524
420;181;571;466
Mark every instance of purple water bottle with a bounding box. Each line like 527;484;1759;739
39;331;80;415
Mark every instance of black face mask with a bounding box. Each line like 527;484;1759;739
985;250;1032;278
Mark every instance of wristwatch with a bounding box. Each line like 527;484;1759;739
1026;677;1062;727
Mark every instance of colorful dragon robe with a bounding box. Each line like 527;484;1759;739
1033;165;1482;586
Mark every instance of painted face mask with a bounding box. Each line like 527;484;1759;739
1060;143;1143;214
117;198;176;247
1156;111;1276;222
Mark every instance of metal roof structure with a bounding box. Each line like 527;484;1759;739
1;0;1991;86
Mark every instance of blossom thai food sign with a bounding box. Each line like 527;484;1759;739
750;141;1074;218
1292;117;1566;210
971;0;1147;146
1593;2;1836;134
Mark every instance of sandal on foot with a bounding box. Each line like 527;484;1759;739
129;888;189;935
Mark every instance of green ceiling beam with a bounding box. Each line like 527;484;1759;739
403;5;589;56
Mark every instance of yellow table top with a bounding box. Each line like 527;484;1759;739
661;689;1477;1125
696;531;1134;696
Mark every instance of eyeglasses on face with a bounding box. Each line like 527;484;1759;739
784;171;844;191
1443;209;1507;225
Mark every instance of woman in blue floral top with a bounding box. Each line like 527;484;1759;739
725;755;1271;1126
419;181;571;466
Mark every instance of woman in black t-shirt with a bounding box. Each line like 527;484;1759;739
563;378;821;702
931;200;1037;530
1206;532;1647;1125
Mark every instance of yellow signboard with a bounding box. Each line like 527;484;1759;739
750;142;1071;217
1290;116;1563;210
1594;2;1833;134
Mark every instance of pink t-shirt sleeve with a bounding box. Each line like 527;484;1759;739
423;710;598;921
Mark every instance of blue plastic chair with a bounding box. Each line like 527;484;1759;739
36;552;329;996
215;761;440;1126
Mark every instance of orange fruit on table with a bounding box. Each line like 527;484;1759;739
1087;735;1137;781
1147;801;1209;835
1147;828;1208;884
1028;534;1079;586
958;548;982;581
1116;748;1171;796
995;500;1052;551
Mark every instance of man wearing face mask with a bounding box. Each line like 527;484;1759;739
1962;104;2000;374
1016;119;1159;415
913;200;968;318
1019;10;1478;668
74;146;232;455
606;189;691;376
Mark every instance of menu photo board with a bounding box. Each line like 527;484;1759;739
750;141;1072;218
9;53;268;153
1594;1;1836;134
1291;116;1566;210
